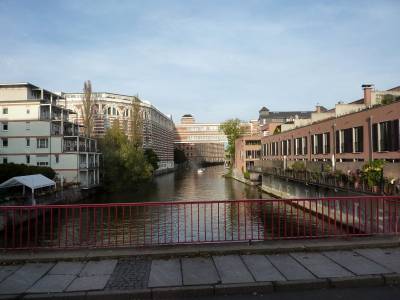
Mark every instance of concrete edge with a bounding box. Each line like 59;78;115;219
328;275;385;288
273;279;329;292
7;274;400;300
2;237;400;263
151;285;214;299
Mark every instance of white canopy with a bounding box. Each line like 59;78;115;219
0;174;55;190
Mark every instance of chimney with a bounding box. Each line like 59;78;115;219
315;105;321;113
362;84;374;107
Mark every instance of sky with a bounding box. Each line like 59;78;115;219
0;0;399;123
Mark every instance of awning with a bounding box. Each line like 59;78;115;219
0;174;55;190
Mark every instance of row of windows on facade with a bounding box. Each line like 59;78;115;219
2;154;59;165
245;140;261;146
1;107;32;115
262;119;399;157
1;122;31;131
244;150;261;159
1;138;49;148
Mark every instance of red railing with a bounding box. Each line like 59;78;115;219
0;196;399;249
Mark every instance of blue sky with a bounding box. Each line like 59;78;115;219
0;0;399;122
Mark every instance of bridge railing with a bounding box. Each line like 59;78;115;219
0;196;399;249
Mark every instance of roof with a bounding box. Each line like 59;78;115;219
0;174;55;190
182;114;193;117
267;111;312;119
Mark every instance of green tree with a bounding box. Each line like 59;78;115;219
0;163;56;183
174;148;187;164
220;118;243;164
381;94;395;105
129;95;143;147
81;80;97;137
99;121;153;190
144;148;160;170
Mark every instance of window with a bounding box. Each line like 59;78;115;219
37;161;49;166
26;155;30;164
55;154;59;163
26;138;30;147
295;137;302;155
2;122;8;131
323;133;330;154
2;108;8;114
26;109;30;114
2;138;8;147
373;120;400;152
3;158;7;164
353;126;363;152
336;129;352;153
302;137;308;155
37;138;48;148
26;122;30;130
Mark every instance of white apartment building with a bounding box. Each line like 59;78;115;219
62;92;175;170
0;83;100;188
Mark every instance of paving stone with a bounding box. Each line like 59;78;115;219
213;255;254;284
241;255;286;282
181;257;220;286
266;254;315;281
323;250;392;275
291;252;353;278
66;275;110;292
49;262;84;275
80;260;117;276
148;259;182;287
27;275;76;293
106;258;151;290
355;248;400;273
0;263;53;295
0;265;20;283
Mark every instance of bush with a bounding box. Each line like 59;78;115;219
144;148;160;170
243;171;250;180
0;163;56;183
362;160;385;188
174;148;187;164
291;161;306;171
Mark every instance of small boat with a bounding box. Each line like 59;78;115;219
197;168;205;174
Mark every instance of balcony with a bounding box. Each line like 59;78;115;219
64;137;98;153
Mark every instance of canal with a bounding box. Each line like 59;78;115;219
3;165;391;249
88;165;270;203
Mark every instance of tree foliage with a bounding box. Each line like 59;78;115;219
144;148;160;170
129;95;143;147
174;148;188;164
81;80;97;137
0;163;56;183
219;118;243;163
99;121;153;190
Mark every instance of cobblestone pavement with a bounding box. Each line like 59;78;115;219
105;257;151;290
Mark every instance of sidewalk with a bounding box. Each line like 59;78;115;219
1;238;400;299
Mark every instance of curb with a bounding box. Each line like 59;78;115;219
0;275;398;300
273;278;329;291
1;237;400;264
214;282;273;295
329;275;385;288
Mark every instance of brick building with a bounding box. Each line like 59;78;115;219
260;84;400;178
